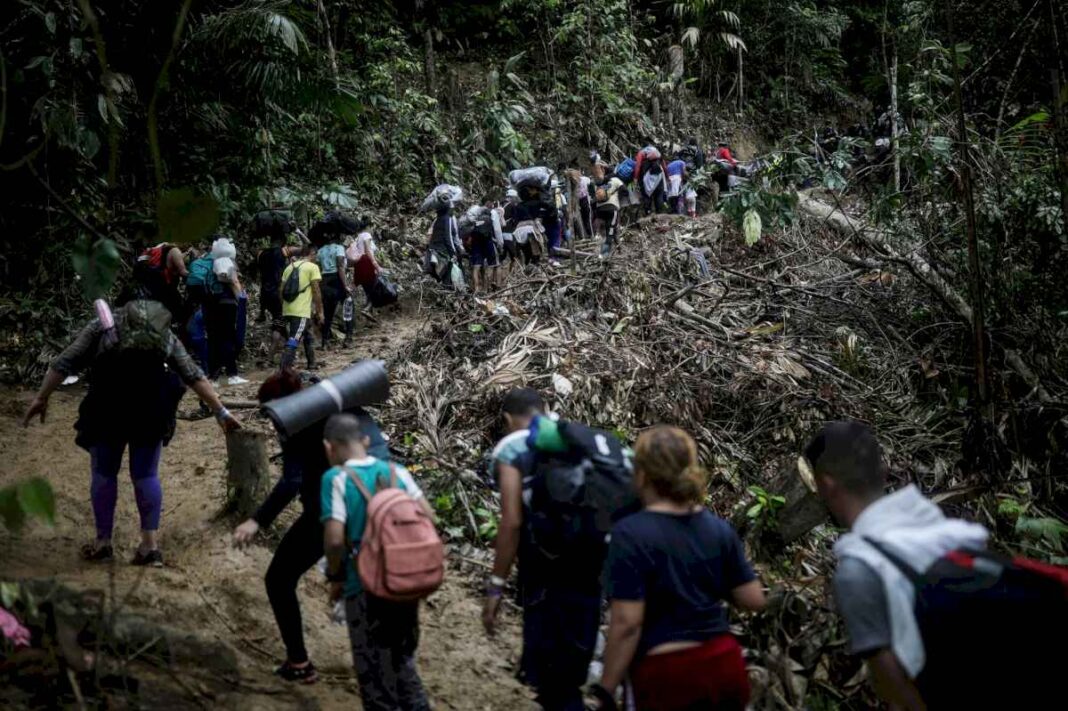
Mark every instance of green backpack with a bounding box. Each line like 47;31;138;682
115;300;172;353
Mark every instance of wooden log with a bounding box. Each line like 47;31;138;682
224;428;271;517
797;192;1053;403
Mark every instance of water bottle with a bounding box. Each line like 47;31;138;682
95;299;118;348
342;295;354;324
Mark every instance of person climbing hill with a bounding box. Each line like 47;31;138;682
591;426;765;711
280;245;324;371
321;413;432;710
232;372;428;686
22;297;239;568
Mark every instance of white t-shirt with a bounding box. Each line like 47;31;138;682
346;232;375;262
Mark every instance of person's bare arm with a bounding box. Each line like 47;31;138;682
867;650;926;711
491;463;523;579
230;272;244;297
482;462;523;634
168;247;189;278
324;518;347;602
599;599;645;693
311;280;324;322
22;368;64;426
336;255;353;292
190;378;240;432
731;579;767;612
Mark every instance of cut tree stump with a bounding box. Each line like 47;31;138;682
224;428;271;517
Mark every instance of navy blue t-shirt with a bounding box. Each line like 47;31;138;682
606;509;755;658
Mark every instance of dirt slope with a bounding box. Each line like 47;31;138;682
0;303;535;710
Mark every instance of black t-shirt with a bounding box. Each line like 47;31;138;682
606;509;756;658
258;246;287;293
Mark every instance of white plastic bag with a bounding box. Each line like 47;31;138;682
450;262;466;291
509;166;551;189
421;184;463;213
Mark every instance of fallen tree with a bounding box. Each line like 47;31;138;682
797;192;1054;404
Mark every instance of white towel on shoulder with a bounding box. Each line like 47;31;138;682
833;484;988;678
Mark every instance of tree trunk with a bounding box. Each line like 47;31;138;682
651;95;660;125
316;0;340;88
737;47;744;113
424;27;436;96
949;12;993;436
224;428;271;517
890;47;901;193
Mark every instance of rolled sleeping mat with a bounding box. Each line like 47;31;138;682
262;360;391;440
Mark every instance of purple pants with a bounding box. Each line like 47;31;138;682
89;441;163;540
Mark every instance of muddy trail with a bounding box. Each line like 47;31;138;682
0;299;536;710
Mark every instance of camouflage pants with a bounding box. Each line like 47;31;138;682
345;593;430;711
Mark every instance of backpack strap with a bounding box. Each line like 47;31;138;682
862;535;923;586
343;465;375;503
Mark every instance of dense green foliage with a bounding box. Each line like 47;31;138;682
0;0;1065;390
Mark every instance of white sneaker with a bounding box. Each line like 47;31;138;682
227;376;250;386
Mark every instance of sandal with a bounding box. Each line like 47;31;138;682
81;542;114;562
275;660;318;684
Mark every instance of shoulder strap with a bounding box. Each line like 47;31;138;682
862;536;923;586
344;465;374;503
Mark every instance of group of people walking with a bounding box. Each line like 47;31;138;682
16;136;1067;711
422;138;742;291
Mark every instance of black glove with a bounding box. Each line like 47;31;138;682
587;683;617;711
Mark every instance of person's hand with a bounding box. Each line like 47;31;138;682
329;581;344;604
233;519;260;547
22;396;49;427
482;594;501;636
587;684;618;711
217;410;242;433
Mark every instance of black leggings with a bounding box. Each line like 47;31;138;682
264;511;324;664
205;297;238;378
320;273;352;345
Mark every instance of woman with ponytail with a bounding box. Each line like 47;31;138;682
592;426;766;711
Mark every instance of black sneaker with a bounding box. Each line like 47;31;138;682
275;661;318;684
81;542;114;562
131;549;164;568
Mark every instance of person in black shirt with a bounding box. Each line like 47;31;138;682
232;370;406;685
592;426;765;711
257;232;294;352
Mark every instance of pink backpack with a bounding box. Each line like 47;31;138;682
346;464;445;601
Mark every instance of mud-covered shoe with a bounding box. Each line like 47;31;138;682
81;542;114;562
275;660;318;684
130;549;164;568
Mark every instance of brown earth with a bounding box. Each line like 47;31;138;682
0;300;536;710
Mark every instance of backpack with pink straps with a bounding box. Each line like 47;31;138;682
346;464;445;601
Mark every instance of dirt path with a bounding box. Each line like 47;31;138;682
0;301;535;709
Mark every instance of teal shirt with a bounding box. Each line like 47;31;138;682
318;243;346;275
320;457;410;597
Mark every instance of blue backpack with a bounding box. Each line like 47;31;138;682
187;256;220;295
615;158;636;183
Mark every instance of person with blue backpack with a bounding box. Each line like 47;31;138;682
807;420;1068;710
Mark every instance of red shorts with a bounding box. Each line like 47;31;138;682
630;634;749;711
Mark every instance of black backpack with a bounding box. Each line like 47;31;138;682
253;210;294;238
282;262;308;303
865;537;1068;708
524;420;639;560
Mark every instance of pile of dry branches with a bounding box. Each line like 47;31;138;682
372;203;1062;708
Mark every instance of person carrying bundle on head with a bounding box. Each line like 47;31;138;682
633;145;668;215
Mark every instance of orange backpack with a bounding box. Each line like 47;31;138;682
345;464;445;601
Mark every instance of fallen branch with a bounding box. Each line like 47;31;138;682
797;192;1053;403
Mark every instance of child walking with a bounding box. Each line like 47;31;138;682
320;414;431;711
